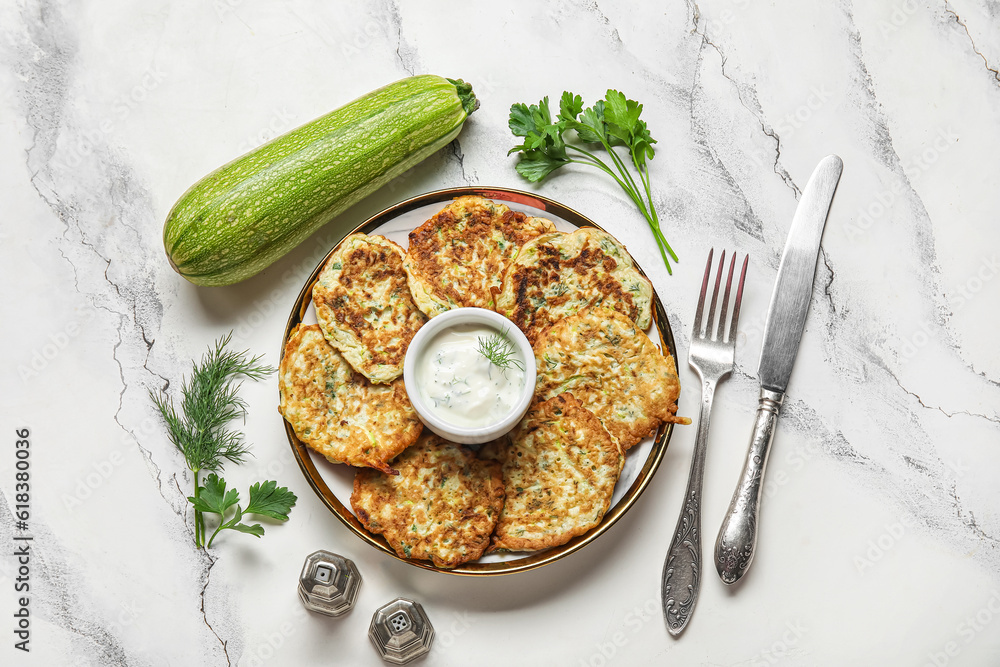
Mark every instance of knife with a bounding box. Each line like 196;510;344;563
714;155;843;585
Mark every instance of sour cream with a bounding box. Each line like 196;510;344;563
415;323;527;429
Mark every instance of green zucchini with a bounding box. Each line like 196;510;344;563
163;75;478;286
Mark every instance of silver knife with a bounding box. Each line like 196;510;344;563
714;155;843;585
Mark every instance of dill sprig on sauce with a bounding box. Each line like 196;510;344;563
477;328;525;375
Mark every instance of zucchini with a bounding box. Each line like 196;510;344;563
163;75;478;286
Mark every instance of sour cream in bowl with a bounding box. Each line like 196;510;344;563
403;308;536;444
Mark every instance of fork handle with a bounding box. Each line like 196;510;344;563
661;378;718;636
714;387;784;585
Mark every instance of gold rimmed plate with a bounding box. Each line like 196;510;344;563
282;186;680;576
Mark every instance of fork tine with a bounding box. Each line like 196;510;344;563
716;253;737;342
705;250;725;339
728;255;749;340
693;248;714;337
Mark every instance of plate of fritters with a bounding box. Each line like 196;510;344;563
280;187;687;575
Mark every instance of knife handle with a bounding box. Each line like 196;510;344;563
714;387;784;584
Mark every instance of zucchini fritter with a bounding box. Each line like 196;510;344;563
313;234;427;384
278;324;422;474
403;195;556;317
534;307;686;450
494;227;653;344
482;393;623;552
351;434;506;569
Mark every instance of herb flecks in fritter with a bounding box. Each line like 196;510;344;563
352;434;505;568
495;227;653;344
403;195;556;317
313;233;427;384
533;307;687;450
482;393;623;553
278;324;422;473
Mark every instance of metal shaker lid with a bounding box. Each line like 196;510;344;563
369;597;434;664
297;550;361;617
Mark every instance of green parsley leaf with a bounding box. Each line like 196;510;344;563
515;152;568;181
245;480;297;522
198;478;296;547
508;102;537;137
604;90;630;130
558;91;583;123
576;101;607;143
230;520;265;538
188;472;239;516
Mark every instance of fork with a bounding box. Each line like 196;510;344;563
661;248;748;636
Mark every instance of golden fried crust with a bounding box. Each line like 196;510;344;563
483;393;623;553
403;196;557;317
313;234;427;384
534;307;686;451
278;324;422;473
351;434;506;569
494;228;653;344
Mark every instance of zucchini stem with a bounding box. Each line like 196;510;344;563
448;78;479;116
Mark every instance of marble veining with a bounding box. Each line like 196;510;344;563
1;0;998;665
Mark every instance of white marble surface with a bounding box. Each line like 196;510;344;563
2;0;999;665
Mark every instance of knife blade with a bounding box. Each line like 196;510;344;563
714;155;843;584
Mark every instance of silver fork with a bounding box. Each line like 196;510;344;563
661;248;748;636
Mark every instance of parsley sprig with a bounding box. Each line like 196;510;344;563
151;333;296;548
190;475;297;548
477;328;525;375
508;90;678;274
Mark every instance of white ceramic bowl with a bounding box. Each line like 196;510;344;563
403;308;536;444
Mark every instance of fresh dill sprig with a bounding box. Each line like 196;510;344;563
150;332;282;548
151;333;272;472
477;328;525;375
